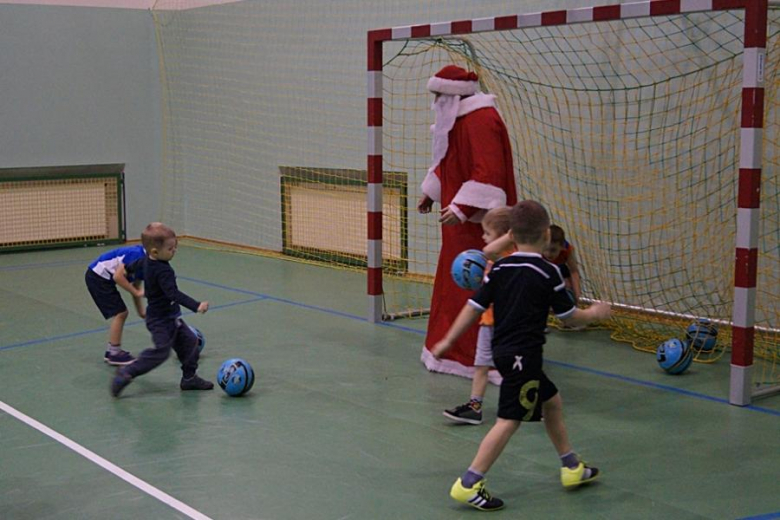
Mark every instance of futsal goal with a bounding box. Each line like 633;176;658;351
367;0;779;405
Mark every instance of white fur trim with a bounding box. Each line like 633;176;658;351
427;93;497;185
421;347;502;385
428;95;460;185
449;204;467;222
421;170;441;202
427;76;479;96
457;93;495;116
453;181;507;210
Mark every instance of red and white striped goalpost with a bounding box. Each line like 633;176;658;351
367;0;769;405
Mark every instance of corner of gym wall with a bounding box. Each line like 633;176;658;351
0;2;163;240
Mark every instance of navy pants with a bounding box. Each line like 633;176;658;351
126;317;199;379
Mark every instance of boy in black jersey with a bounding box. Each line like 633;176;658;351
432;200;611;511
111;222;213;397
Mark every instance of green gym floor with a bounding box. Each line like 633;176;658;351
1;244;778;520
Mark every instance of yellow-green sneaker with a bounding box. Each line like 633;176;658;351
450;477;505;511
561;462;600;488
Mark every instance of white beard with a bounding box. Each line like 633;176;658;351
428;94;461;176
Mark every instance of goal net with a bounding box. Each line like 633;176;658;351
369;1;779;404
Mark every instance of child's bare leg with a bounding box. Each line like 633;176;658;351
108;310;129;346
453;418;516;510
543;393;598;485
469;418;521;474
471;365;490;399
541;393;572;455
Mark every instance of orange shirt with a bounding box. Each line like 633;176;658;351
550;241;574;265
479;245;517;326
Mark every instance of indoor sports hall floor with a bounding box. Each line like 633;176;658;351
1;244;779;520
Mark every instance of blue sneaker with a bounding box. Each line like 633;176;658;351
104;349;135;366
110;369;133;397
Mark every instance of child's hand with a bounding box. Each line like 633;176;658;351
484;232;513;260
431;339;452;360
439;206;461;225
589;302;611;321
134;288;145;298
197;301;209;314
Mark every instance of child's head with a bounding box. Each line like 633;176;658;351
543;225;566;260
142;222;178;261
509;200;550;248
481;207;512;244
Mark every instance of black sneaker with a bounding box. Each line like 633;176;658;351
180;375;214;391
443;401;483;425
104;349;135;366
110;369;132;397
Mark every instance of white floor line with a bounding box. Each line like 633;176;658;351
0;400;213;520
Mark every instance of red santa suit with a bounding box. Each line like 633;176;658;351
420;65;518;379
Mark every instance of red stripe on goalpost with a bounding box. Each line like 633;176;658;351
541;10;567;25
741;88;765;127
731;327;755;365
367;212;382;240
494;15;518;30
367;98;382;127
367;29;391;71
744;0;768;47
451;20;472;34
411;24;431;38
368;267;382;296
367;155;382;184
712;0;747;11
650;0;681;16
593;5;621;21
738;169;762;208
734;248;759;289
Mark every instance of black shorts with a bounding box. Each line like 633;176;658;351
494;353;558;422
85;269;127;319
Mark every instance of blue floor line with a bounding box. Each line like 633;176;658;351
2;272;778;417
0;296;266;352
736;512;780;520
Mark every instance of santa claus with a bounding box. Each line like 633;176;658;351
418;65;518;379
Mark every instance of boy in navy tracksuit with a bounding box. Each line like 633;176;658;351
111;222;213;397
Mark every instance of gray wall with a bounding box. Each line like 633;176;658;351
0;4;162;240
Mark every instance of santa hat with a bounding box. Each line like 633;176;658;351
426;65;479;96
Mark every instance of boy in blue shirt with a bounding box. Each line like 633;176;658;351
85;244;146;365
432;200;611;511
111;222;212;397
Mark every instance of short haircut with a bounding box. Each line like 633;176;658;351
549;224;566;245
141;222;176;251
510;200;550;245
481;206;512;235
